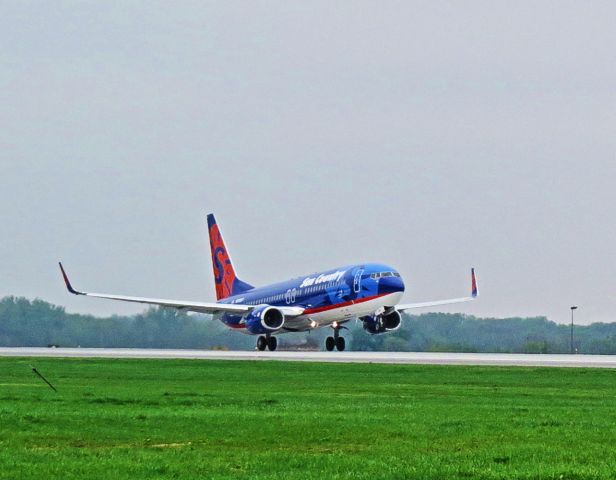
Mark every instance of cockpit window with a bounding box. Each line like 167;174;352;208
371;271;400;279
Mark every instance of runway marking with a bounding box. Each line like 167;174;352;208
2;348;616;368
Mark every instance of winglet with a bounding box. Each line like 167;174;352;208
58;262;83;295
471;268;478;298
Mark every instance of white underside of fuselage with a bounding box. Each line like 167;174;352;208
280;291;404;333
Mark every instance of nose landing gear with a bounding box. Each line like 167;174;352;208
325;323;347;351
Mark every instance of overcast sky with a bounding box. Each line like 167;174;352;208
1;1;615;324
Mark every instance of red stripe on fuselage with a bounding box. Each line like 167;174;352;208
227;323;246;329
223;293;390;330
302;293;388;315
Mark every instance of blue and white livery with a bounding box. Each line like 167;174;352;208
59;214;478;351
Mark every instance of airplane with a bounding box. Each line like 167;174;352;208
59;213;478;352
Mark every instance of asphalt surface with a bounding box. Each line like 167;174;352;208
1;348;616;367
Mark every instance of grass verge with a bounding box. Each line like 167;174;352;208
1;357;615;479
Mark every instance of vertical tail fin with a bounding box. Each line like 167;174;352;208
207;214;254;300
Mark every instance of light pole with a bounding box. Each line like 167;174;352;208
570;306;578;354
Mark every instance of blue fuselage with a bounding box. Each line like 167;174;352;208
217;263;405;333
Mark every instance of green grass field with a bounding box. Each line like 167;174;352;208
1;358;615;479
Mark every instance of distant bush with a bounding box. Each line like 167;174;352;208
1;296;614;353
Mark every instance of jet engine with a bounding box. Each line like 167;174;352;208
361;309;402;334
244;305;285;334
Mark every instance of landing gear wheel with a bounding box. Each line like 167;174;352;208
267;336;278;351
257;336;267;351
325;336;336;351
336;336;346;351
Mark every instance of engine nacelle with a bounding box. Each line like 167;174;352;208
243;305;285;334
361;310;402;334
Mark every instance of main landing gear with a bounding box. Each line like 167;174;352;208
325;323;347;352
257;335;277;351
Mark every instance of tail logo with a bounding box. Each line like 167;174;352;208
213;247;228;284
209;223;237;299
207;213;254;300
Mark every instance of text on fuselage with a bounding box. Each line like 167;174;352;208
299;270;346;289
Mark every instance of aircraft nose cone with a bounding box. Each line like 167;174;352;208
378;275;405;295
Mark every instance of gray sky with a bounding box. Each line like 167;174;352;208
1;1;615;324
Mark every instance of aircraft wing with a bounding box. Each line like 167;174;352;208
58;263;304;316
396;268;478;311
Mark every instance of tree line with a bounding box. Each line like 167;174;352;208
2;296;616;353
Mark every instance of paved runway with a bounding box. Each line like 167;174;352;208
2;347;616;368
